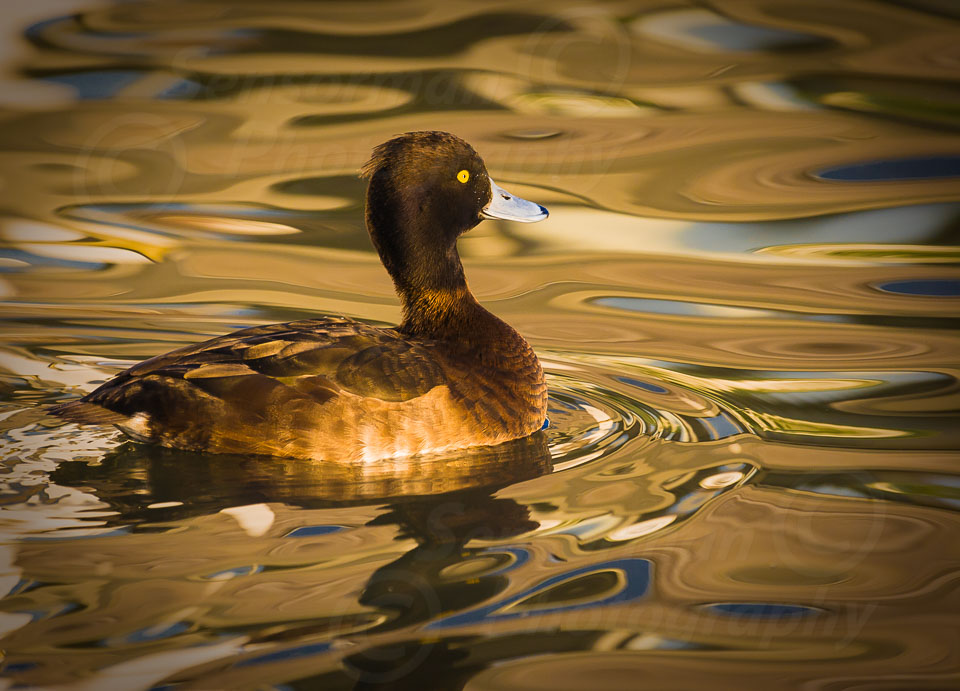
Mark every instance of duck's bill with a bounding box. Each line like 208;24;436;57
481;179;548;223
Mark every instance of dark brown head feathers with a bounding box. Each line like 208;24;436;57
361;131;480;179
361;130;493;308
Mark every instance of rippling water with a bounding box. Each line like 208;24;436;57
1;1;958;688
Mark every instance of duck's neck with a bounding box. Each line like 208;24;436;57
399;283;473;333
398;274;490;342
393;251;516;351
367;201;519;350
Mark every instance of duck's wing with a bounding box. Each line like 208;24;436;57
49;317;449;429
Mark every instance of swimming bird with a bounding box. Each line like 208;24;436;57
50;131;549;462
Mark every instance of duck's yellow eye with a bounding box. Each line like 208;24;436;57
457;169;470;184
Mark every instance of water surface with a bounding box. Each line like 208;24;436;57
1;1;959;688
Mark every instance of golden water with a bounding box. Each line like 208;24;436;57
1;1;959;688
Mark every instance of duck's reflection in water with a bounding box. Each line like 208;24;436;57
50;431;552;515
31;434;552;687
345;491;539;687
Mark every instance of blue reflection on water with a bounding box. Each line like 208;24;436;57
692;413;743;440
427;558;651;629
687;20;824;52
876;279;960;297
595;297;778;319
0;248;104;271
235;642;333;668
201;565;262;580
819;156;960;181
618;377;670;394
43;70;143;100
467;547;531;579
705;603;820;618
284;525;346;538
123;621;190;644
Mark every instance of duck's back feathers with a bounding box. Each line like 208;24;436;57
121;317;445;402
50;317;545;462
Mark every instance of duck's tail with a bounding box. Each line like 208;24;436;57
47;399;127;425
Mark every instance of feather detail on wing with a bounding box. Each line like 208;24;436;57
48;318;450;433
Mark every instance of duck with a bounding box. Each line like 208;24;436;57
50;131;550;463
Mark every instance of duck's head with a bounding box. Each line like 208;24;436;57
362;131;547;301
